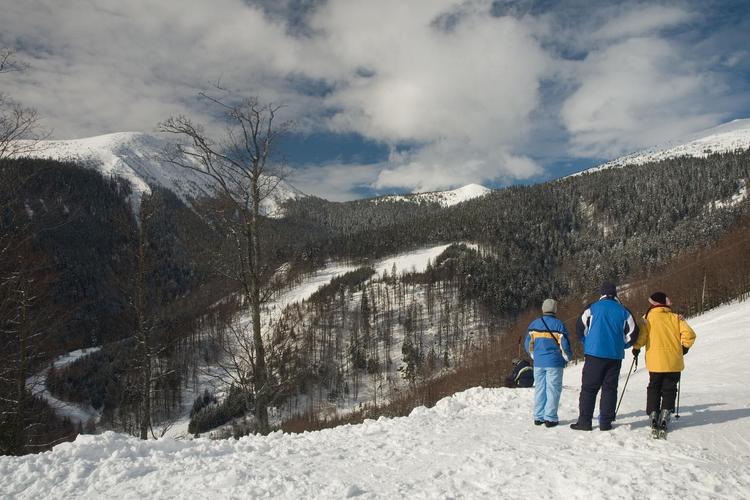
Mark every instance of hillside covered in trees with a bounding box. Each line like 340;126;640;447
2;147;749;450
286;150;749;310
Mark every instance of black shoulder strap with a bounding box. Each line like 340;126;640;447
539;316;561;348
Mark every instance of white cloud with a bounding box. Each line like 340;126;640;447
288;162;382;201
374;140;541;192
310;0;551;191
590;5;692;42
2;0;551;195
560;36;724;158
1;0;302;138
1;0;743;198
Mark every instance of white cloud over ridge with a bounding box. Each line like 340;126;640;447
561;36;724;158
0;0;744;198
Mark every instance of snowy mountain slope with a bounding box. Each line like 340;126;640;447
26;243;477;440
375;183;492;207
18;132;303;217
578;118;750;175
270;243;460;311
160;243;473;438
3;298;749;499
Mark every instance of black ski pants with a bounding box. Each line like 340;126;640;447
646;372;681;414
577;355;622;425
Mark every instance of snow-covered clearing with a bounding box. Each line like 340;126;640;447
267;243;460;320
3;296;749;499
710;180;748;211
269;243;454;314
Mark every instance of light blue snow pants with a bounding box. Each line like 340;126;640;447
533;366;564;422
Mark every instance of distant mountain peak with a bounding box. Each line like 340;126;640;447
17;132;303;217
375;184;492;207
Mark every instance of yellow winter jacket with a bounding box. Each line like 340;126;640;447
633;306;696;372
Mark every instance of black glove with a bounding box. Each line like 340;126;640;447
682;346;689;355
632;348;641;358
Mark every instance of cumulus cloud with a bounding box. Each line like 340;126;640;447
309;0;550;190
374;140;541;192
2;0;550;193
561;32;725;158
288;162;382;201
1;0;746;197
0;0;305;138
313;1;548;141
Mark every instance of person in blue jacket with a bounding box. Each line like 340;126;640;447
524;298;573;427
570;282;638;431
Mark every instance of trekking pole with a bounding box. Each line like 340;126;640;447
615;356;637;418
675;380;681;420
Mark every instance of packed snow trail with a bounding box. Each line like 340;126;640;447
25;348;102;426
2;300;750;499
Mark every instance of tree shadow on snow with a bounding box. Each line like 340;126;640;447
620;403;750;430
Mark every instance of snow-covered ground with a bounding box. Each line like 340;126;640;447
576;118;750;176
710;179;748;211
26;243;469;440
3;296;749;499
160;243;470;438
271;243;458;311
25;348;102;426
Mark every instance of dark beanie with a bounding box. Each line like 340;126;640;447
649;292;669;306
600;281;617;296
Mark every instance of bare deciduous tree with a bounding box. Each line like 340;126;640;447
0;50;49;454
0;48;43;159
158;91;292;434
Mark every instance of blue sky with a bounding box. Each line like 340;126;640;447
1;0;749;200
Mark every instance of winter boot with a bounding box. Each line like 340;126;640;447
570;421;592;431
649;411;659;429
654;409;672;439
659;409;672;429
649;411;660;439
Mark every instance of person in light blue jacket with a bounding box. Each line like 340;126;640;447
524;298;573;427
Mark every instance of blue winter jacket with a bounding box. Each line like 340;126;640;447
524;315;573;368
576;296;638;360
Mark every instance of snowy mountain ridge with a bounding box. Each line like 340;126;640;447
3;297;750;498
579;118;750;175
18;132;304;217
374;183;492;207
18;132;493;211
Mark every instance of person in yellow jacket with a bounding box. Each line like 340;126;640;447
632;292;697;430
